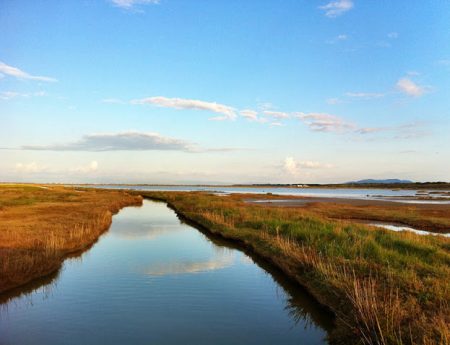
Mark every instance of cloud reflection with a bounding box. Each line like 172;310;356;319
113;224;182;240
145;253;234;276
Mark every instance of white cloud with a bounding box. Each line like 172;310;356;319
132;96;237;120
319;0;353;17
15;162;46;173
0;90;46;100
355;127;385;135
300;161;334;169
262;110;290;119
345;92;385;99
284;157;298;175
284;157;333;175
240;109;258;120
337;34;348;40
0;61;57;82
396;77;427;97
295;112;355;133
110;0;159;9
22;132;195;152
72;161;99;173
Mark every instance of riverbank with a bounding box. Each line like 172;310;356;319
140;191;450;345
0;184;142;293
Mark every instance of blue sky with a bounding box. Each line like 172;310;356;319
1;0;449;183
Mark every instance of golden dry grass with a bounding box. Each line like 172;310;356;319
304;202;450;233
0;184;142;293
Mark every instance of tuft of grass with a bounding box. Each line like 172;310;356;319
141;191;450;345
0;185;142;293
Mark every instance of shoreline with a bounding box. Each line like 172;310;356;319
0;186;143;294
244;195;450;233
145;196;340;340
2;181;449;191
139;191;450;345
2;187;448;344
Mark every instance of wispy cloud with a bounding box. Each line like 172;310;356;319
110;0;159;9
262;110;290;119
387;32;399;39
284;157;333;175
240;109;258;121
295;112;355;133
345;92;385;99
132;96;237;120
326;34;348;44
22;132;195;152
0;90;46;100
396;77;428;97
319;0;353;17
356;122;429;139
326;97;343;105
0;61;57;82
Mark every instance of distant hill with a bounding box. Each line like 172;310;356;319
348;179;413;184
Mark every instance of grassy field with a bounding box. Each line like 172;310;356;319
240;193;450;232
141;191;450;345
0;184;142;293
302;201;450;233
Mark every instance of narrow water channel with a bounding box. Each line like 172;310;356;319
0;200;333;345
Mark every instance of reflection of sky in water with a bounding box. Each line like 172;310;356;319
144;252;235;276
0;200;331;345
369;223;450;237
85;185;450;204
112;224;184;240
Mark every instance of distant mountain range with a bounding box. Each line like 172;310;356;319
348;179;413;184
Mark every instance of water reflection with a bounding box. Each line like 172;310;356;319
0;200;333;345
113;224;183;240
0;270;60;307
144;251;234;276
368;222;450;237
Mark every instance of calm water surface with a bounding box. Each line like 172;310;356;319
79;185;450;203
0;200;333;345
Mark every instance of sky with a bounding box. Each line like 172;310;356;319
1;0;449;184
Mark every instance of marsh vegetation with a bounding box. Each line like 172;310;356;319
141;191;450;345
1;186;449;344
0;184;142;293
